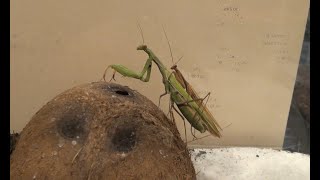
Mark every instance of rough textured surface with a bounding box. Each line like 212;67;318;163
191;148;310;180
10;133;20;154
10;82;196;180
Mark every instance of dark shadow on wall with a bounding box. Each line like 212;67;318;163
283;11;310;154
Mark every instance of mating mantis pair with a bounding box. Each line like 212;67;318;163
102;24;223;142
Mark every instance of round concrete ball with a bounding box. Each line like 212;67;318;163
10;82;196;179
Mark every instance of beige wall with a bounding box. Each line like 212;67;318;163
10;0;309;148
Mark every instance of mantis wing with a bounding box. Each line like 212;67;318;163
172;67;222;137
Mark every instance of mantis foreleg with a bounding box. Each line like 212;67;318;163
158;71;176;107
102;57;153;82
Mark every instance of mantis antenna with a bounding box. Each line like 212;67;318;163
162;25;184;66
136;20;145;45
162;25;175;65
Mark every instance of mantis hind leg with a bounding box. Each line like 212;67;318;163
158;92;168;107
168;98;185;122
176;92;211;107
178;92;212;141
168;98;188;143
181;113;187;144
176;92;212;129
172;103;188;143
190;126;197;140
190;92;212;133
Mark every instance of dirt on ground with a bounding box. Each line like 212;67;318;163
10;82;196;180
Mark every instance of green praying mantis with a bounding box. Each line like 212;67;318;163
102;24;223;141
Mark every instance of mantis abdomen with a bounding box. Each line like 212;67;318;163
170;89;206;133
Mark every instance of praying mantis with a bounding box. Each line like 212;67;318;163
102;24;223;140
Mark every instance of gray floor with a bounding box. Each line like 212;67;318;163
283;12;310;154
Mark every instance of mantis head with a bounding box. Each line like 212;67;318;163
170;65;178;70
137;45;147;50
170;56;183;70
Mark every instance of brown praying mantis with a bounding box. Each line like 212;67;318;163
102;24;223;141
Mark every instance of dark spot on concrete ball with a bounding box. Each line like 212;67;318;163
57;116;86;139
115;90;129;96
111;125;137;153
101;83;134;97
